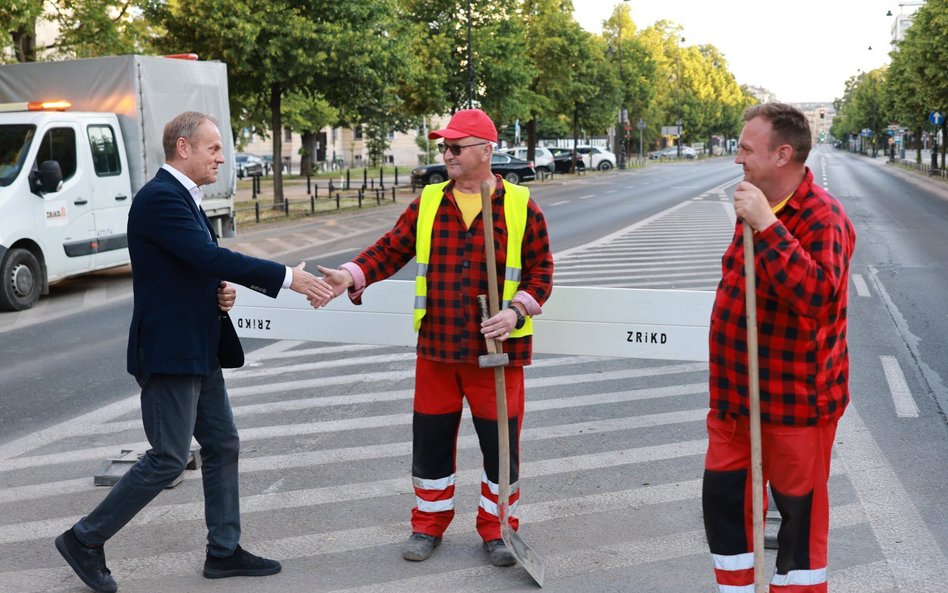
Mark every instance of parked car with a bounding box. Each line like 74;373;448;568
547;147;587;173
410;153;536;186
235;153;264;178
648;145;697;160
576;145;617;170
498;146;555;173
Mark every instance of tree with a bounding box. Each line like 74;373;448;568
891;0;948;167
603;4;655;161
401;0;535;127
2;1;150;62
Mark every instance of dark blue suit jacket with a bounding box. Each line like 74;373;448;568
126;167;284;379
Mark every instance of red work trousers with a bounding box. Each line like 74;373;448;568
410;357;525;542
702;411;838;593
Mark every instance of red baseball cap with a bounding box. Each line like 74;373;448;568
428;109;498;143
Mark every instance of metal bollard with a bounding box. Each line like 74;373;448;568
376;188;380;204
392;187;396;202
255;201;260;223
394;166;398;186
336;192;340;209
362;168;367;190
380;167;384;191
346;169;351;190
285;200;290;217
358;189;363;208
310;195;315;213
307;174;311;195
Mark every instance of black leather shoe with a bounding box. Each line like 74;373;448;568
203;545;282;578
55;528;118;593
485;538;516;567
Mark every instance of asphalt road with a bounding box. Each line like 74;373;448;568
1;150;948;592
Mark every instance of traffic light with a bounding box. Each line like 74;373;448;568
819;109;826;119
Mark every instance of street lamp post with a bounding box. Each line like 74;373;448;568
466;0;473;109
616;1;629;170
676;37;684;158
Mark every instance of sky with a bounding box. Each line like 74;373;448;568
573;0;906;103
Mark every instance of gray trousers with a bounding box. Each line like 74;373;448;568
73;368;241;557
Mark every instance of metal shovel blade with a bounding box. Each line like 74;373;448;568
499;501;545;586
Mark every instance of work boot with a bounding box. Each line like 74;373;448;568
203;545;282;578
402;532;441;561
54;528;118;593
484;538;516;567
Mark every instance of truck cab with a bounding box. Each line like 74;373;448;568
0;103;133;310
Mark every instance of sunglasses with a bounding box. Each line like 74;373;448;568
437;142;490;156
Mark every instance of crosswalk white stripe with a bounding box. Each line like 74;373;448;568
0;396;709;474
0;384;707;505
0;435;708;544
225;352;417;378
0;363;707;472
553;261;721;276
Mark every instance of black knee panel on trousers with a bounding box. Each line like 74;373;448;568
412;411;462;479
472;415;520;484
703;469;748;555
771;486;814;574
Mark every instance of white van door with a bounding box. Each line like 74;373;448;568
84;121;131;269
31;122;96;280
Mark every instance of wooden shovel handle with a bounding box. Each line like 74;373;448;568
743;222;767;593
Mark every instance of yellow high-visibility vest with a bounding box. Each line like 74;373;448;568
414;179;532;337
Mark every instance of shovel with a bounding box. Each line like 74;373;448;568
477;180;545;587
743;222;767;593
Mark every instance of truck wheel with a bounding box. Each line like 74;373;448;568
0;248;42;311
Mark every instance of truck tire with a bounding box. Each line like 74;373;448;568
0;248;42;311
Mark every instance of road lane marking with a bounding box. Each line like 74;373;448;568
851;273;871;297
880;355;919;417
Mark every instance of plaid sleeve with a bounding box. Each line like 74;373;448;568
352;198;421;293
754;196;854;319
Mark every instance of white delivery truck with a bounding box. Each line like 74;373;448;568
0;54;237;311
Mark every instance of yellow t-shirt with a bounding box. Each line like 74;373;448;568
453;190;482;229
771;193;793;214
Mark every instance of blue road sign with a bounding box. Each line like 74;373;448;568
930;111;944;126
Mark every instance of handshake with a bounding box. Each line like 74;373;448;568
217;262;355;312
287;262;356;309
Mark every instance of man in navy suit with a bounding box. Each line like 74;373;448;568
55;111;334;593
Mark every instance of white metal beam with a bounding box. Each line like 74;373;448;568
232;280;713;362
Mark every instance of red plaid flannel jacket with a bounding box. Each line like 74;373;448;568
709;168;857;425
349;176;553;366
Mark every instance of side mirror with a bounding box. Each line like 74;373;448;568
29;160;63;194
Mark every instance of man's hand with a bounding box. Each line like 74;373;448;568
316;265;354;299
481;307;519;342
217;281;236;312
289;262;335;308
733;181;778;232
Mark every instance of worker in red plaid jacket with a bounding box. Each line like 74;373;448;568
318;109;553;567
703;102;856;593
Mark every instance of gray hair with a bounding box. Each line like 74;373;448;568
162;111;219;161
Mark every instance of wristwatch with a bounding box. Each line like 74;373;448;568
508;303;526;330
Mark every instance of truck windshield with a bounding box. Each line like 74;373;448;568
0;125;35;187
